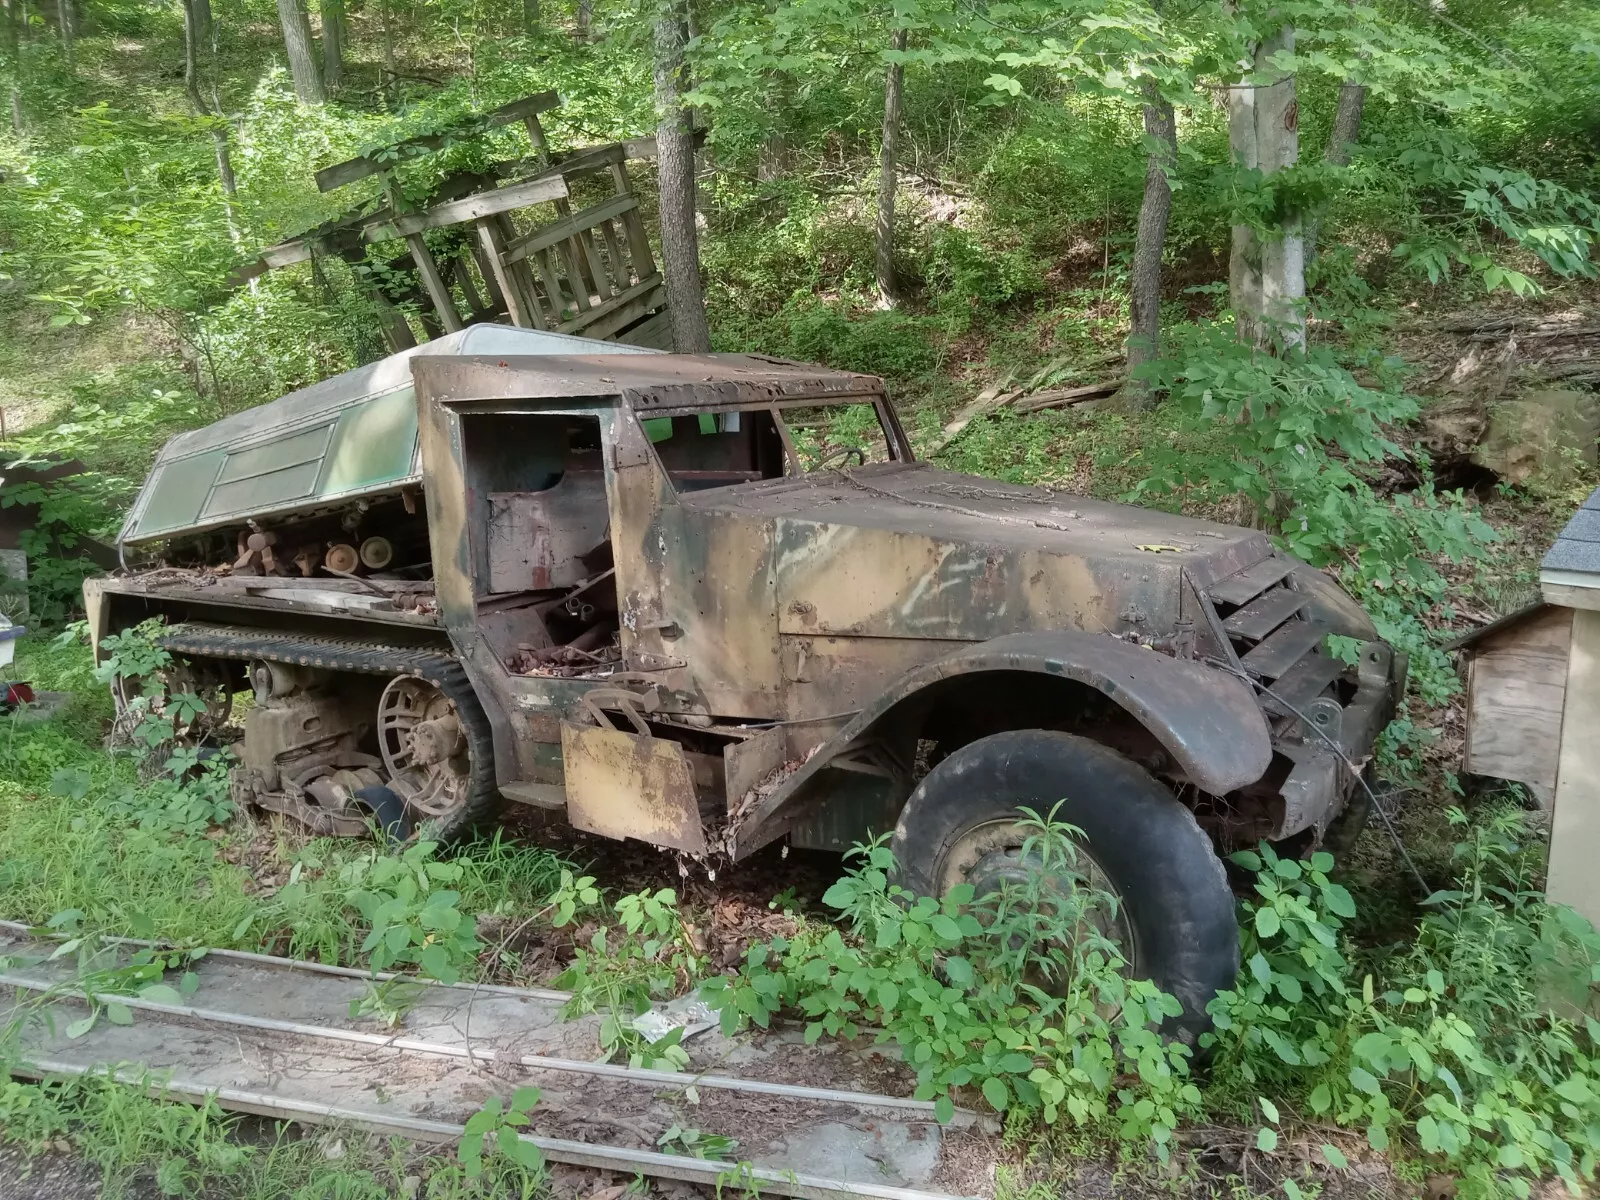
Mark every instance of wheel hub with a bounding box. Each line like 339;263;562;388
407;715;463;767
376;677;471;819
938;820;1137;967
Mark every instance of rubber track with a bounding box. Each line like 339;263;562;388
158;623;502;841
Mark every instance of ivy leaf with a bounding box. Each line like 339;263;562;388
1256;1126;1278;1153
104;1001;133;1026
934;1095;954;1124
1321;1143;1348;1169
1255;907;1281;938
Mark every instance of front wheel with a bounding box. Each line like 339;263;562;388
890;730;1239;1040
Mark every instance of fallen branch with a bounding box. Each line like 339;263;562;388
926;385;1018;455
1012;378;1124;412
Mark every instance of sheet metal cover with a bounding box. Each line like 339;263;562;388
119;326;660;546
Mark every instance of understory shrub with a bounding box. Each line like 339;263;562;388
1208;819;1600;1199
701;810;1200;1153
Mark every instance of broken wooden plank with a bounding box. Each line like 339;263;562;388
557;276;666;338
503;193;639;265
315;91;561;192
1012;378;1125;412
362;175;570;242
926;386;1019;455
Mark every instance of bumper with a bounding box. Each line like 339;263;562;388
1273;639;1401;838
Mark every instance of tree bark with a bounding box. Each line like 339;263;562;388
522;0;538;33
321;0;345;90
875;26;908;308
380;0;396;102
3;0;21;133
653;0;710;353
182;0;239;240
55;0;71;69
1227;22;1304;349
192;0;212;52
1124;78;1177;407
575;0;591;42
1324;79;1364;167
276;0;325;104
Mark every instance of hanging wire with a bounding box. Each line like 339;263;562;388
1207;657;1434;899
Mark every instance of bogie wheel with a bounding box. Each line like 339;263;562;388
890;730;1239;1041
376;675;499;844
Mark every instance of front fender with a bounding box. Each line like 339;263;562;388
733;631;1272;857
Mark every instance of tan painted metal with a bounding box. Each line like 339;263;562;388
561;720;708;853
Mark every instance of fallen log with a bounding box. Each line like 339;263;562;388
1012;378;1125;412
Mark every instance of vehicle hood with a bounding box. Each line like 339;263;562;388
677;462;1273;642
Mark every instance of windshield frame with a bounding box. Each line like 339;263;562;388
630;394;915;494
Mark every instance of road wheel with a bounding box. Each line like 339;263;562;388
890;729;1239;1040
376;675;498;844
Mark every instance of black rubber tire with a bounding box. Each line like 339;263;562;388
354;784;416;847
890;730;1239;1040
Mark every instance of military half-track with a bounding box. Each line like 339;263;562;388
89;323;1402;1027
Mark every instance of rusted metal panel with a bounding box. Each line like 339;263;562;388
778;635;967;718
560;720;707;854
487;472;610;591
733;630;1274;858
412;353;887;414
723;727;786;814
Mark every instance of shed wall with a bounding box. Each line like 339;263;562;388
1463;604;1572;797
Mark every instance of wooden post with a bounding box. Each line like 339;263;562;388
524;111;606;299
476;218;538;328
609;161;658;278
470;229;510;318
405;232;464;333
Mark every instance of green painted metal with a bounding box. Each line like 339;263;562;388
130;389;421;541
321;387;420;495
137;450;227;538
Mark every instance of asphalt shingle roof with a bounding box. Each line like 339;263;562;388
1542;485;1600;576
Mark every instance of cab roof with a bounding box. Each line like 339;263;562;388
409;351;885;414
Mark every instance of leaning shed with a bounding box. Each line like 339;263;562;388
1452;484;1600;926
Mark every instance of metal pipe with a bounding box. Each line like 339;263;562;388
0;970;938;1114
0;921;570;1001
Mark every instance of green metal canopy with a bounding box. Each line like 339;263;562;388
119;326;659;548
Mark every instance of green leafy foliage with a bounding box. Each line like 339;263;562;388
458;1088;545;1181
702;812;1200;1155
548;873;701;1070
1206;825;1600;1199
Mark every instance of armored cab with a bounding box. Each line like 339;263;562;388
91;326;1402;1033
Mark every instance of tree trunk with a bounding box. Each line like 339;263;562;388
3;0;21;134
1324;79;1364;167
1227;22;1303;349
575;0;590;42
1123;78;1177;407
1302;78;1364;261
276;0;325;104
181;0;239;241
522;0;538;32
875;26;907;308
653;0;710;353
55;0;71;69
321;0;344;91
380;0;396;103
192;0;212;52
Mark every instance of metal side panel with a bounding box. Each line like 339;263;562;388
560;720;708;854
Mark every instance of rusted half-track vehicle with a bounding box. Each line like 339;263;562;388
90;323;1402;1025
